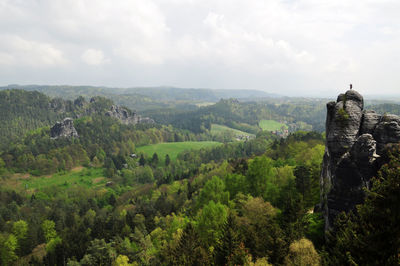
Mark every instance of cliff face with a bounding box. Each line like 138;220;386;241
50;118;79;139
321;90;400;230
105;105;154;125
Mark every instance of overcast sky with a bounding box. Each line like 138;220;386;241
1;0;400;96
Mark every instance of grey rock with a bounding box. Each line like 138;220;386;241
360;110;380;134
50;118;78;139
105;105;154;125
320;90;400;231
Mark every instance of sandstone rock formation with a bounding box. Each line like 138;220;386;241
321;90;400;230
105;105;154;125
50;118;79;139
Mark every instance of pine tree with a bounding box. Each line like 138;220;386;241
165;154;171;166
151;153;159;167
171;223;210;265
139;154;146;166
215;213;243;265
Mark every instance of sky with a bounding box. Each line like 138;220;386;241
1;0;400;97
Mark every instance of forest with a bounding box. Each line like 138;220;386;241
0;88;400;265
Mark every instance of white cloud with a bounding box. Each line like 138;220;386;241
0;34;67;66
81;49;107;65
0;0;400;95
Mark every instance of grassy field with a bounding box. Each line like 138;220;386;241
20;167;107;192
210;124;254;137
136;141;222;162
259;120;288;131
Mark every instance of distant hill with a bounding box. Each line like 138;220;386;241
0;85;279;111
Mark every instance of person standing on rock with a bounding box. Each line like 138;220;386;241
350;84;353;90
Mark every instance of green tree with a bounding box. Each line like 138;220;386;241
215;213;246;265
294;165;313;206
171;223;210;266
151;152;159;167
196;201;228;247
139;154;146;166
197;176;229;209
42;220;57;243
134;166;154;183
42;220;62;252
284;238;321;266
327;147;400;265
246;156;274;197
165;154;171;166
80;239;117;266
237;196;286;264
12;220;28;256
0;234;18;265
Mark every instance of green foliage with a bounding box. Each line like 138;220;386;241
134;166;154;183
79;239;117;266
284;238;321;266
170;223;210;265
196;201;228;247
336;108;350;127
136;141;222;163
246;155;275;198
210;124;255;142
237;196;286;263
42;220;57;243
224;173;247;199
0;234;18;265
215;213;245;265
0;93;327;266
20;167;105;191
12;220;28;241
197;176;229;209
305;213;325;249
326;146;400;265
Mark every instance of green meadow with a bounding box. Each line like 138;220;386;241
259;119;288;131
21;167;106;192
210;124;254;137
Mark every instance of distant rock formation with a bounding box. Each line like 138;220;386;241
50;118;79;139
105;105;154;125
321;90;400;230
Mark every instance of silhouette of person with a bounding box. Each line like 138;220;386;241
350;84;353;90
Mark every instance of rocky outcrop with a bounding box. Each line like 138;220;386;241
321;90;400;230
50;118;79;139
105;105;154;125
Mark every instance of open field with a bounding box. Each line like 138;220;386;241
259;119;288;131
210;124;255;137
136;141;222;162
0;167;107;192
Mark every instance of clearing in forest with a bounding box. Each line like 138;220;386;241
210;124;254;138
20;168;106;192
259;119;288;131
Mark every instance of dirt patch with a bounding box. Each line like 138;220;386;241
18;243;46;265
92;177;105;184
71;166;84;172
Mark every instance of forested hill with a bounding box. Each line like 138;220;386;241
143;98;326;133
0;89;118;150
0;90;64;149
0;85;278;111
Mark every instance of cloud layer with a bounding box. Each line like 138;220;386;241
1;0;400;96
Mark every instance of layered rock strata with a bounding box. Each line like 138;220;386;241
321;90;400;230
